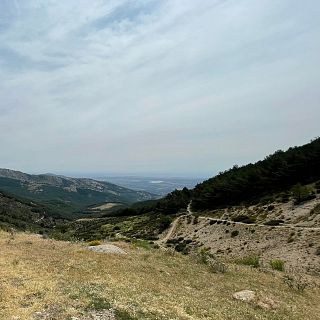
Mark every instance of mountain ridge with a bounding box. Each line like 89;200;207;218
0;168;159;218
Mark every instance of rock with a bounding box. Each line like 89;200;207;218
233;290;279;310
233;290;256;302
257;297;278;310
70;310;116;320
87;244;126;254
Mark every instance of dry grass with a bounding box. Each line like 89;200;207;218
1;231;320;320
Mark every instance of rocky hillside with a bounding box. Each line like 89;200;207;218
163;194;320;276
0;169;158;217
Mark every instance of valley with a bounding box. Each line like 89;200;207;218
0;169;157;218
2;2;319;319
1;138;320;319
96;176;203;196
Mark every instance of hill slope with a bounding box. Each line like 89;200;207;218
0;169;158;217
0;191;63;232
1;230;320;319
192;137;320;210
129;138;320;216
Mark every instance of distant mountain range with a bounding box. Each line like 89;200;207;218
0;169;158;218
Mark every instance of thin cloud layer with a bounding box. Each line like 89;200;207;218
0;0;319;177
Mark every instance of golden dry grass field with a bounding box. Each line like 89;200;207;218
0;231;320;320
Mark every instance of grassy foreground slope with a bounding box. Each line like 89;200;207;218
1;231;320;320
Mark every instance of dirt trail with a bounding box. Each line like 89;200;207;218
188;201;320;231
157;216;185;245
158;200;320;245
197;216;320;231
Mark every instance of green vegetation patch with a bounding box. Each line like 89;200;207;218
236;255;260;268
232;215;256;224
87;240;102;246
270;259;285;271
264;220;284;226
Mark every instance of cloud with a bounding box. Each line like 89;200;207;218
0;0;319;177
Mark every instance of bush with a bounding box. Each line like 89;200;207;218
158;215;172;232
231;230;239;237
87;240;101;246
236;255;260;268
197;249;227;273
175;242;189;254
232;215;256;224
264;220;284;226
132;239;152;250
283;273;308;291
270;259;285;271
292;184;316;204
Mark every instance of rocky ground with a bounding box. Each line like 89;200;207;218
164;196;320;276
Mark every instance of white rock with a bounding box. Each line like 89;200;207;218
233;290;256;302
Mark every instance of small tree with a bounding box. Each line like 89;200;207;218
291;184;311;203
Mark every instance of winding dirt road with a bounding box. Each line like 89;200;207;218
157;201;320;245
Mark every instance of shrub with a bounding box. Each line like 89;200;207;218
292;184;316;204
132;239;152;250
206;258;228;273
175;242;189;254
310;204;320;216
232;215;256;224
231;230;239;237
315;247;320;256
283;273;308;291
264;220;284;226
115;308;137;320
236;255;260;268
158;215;172;232
87;240;101;246
270;259;285;271
197;249;227;273
86;297;111;310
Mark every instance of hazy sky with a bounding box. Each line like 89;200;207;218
0;0;319;177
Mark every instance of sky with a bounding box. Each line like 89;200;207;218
0;0;319;178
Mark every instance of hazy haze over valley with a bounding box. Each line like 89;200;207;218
93;176;203;196
1;0;319;177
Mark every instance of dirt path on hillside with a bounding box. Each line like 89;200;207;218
197;216;320;231
156;202;194;245
157;216;185;245
158;200;320;246
187;201;320;231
